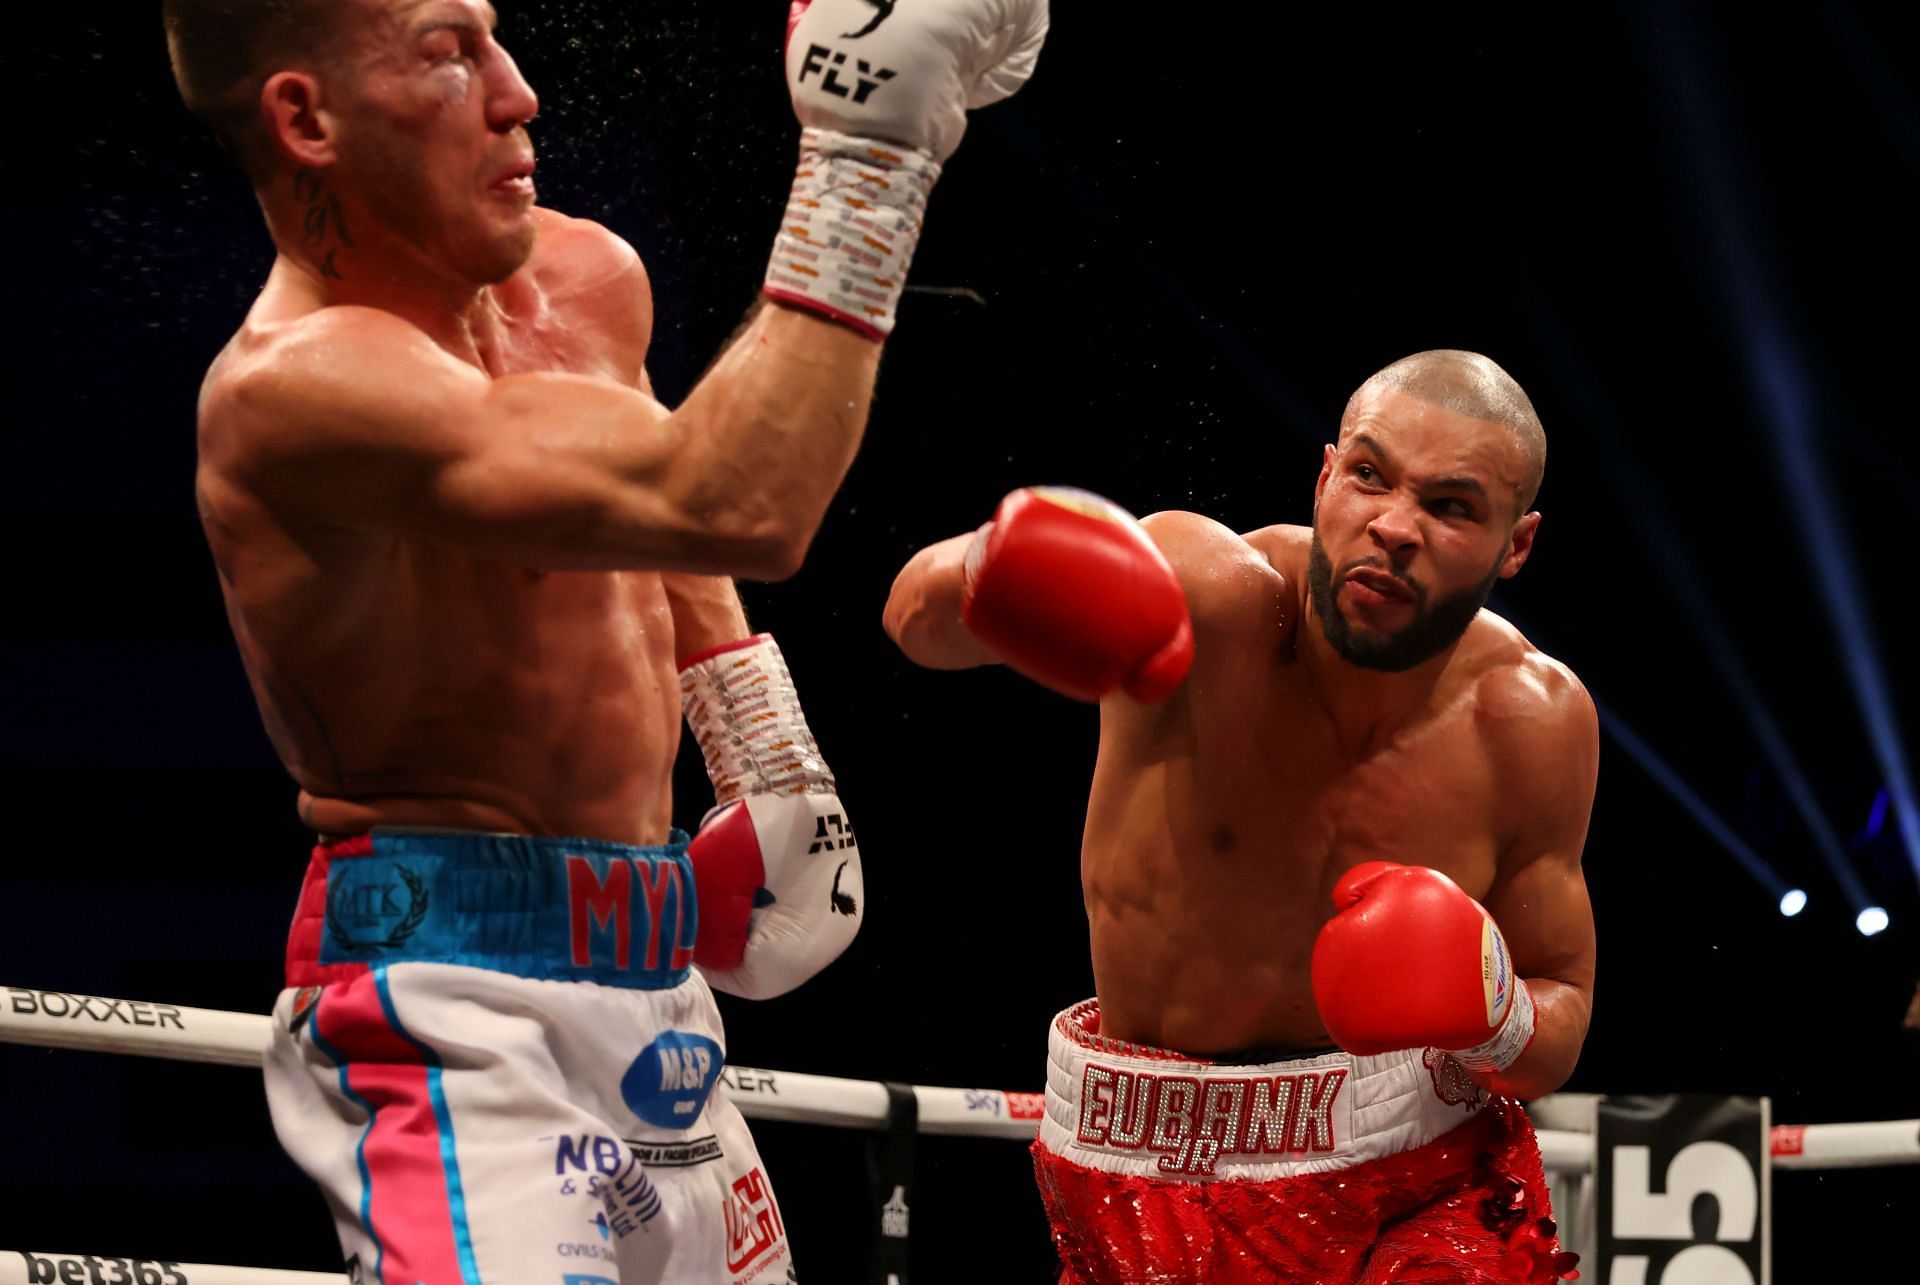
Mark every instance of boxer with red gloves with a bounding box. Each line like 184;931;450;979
886;351;1595;1283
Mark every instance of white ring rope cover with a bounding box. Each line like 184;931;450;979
3;985;1914;1169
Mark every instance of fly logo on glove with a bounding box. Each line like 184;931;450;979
806;810;858;854
796;45;898;104
768;0;1049;337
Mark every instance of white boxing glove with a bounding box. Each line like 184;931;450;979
685;791;863;1002
787;0;1050;161
765;0;1049;339
679;634;863;1000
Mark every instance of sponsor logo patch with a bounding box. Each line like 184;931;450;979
724;1166;787;1274
627;1134;724;1167
15;1255;187;1284
289;985;322;1035
1423;1047;1487;1109
1481;915;1514;1028
326;862;429;951
621;1030;724;1128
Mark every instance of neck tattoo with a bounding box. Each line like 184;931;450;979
293;169;355;282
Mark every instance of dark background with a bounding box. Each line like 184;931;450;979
5;1;1917;1279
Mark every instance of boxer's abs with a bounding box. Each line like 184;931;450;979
1082;812;1340;1056
216;530;684;846
1082;698;1507;1057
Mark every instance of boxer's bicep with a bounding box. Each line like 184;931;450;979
1486;680;1600;1001
228;311;799;575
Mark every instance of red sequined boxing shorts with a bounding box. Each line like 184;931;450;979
1033;999;1578;1283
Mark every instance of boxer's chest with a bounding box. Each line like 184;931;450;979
1191;673;1507;904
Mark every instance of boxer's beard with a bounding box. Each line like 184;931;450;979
1306;533;1502;673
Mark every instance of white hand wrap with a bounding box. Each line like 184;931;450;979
763;129;939;341
1448;978;1538;1075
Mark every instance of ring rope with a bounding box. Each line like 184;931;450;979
4;985;1914;1169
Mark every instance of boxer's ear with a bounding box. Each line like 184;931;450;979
262;71;337;171
1313;443;1336;508
1500;511;1542;580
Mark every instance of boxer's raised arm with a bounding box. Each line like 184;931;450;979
881;499;1209;683
207;304;877;580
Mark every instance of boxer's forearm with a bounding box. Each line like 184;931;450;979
663;575;751;662
1472;977;1589;1101
883;535;999;670
660;305;880;579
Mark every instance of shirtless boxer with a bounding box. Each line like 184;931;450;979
884;351;1594;1282
163;0;1045;1280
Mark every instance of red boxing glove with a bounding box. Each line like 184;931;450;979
686;800;764;972
1310;862;1537;1074
679;635;862;1000
960;487;1194;703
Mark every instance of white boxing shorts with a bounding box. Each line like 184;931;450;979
264;830;796;1285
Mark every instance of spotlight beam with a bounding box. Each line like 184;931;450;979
1591;693;1790;900
1504;304;1871;912
1644;10;1920;888
1497;604;1794;901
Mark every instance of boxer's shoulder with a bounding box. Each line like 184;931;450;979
1465;616;1599;800
520;208;652;378
203;306;465;446
1138;512;1296;640
1238;523;1311;585
525;208;647;292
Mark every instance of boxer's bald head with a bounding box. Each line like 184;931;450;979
1343;350;1546;514
165;0;356;182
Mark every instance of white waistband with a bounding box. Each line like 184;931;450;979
1039;999;1487;1182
